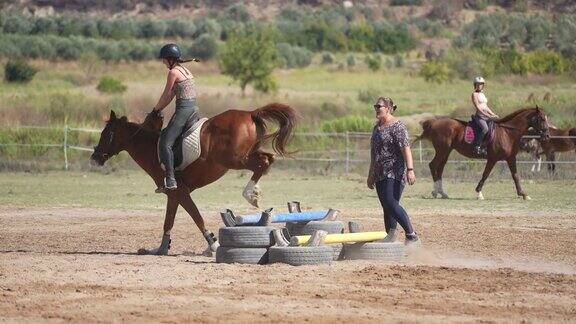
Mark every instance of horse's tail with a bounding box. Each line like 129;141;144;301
412;118;435;145
251;103;299;156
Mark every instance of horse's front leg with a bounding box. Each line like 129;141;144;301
507;157;530;200
137;195;179;255
178;192;219;255
242;151;274;207
475;159;497;200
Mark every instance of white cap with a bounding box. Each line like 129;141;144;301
474;76;485;84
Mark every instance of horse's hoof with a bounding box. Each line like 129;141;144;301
524;195;532;201
477;192;485;200
431;191;438;198
440;193;449;199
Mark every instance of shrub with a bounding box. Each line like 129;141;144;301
21;37;55;59
97;76;127;93
321;52;335;64
4;60;37;83
372;22;416;54
525;50;566;74
346;54;356;67
322;115;373;133
165;19;196;38
419;61;451;83
138;18;167;38
54;38;83;60
358;88;380;104
193;18;222;40
187;34;218;61
394;54;405;68
32;17;58;35
2;14;32;34
365;55;381;71
277;43;312;68
80;18;100;38
225;3;251;22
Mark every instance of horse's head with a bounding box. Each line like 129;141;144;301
529;106;550;140
90;110;130;166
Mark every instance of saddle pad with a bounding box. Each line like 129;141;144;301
159;118;208;172
464;126;475;144
176;118;208;171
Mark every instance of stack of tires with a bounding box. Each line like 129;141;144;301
215;226;275;264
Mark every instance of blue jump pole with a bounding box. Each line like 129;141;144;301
237;210;329;225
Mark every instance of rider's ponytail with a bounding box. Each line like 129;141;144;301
178;58;200;64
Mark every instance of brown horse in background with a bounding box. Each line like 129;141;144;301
90;103;297;255
521;126;576;173
416;107;550;200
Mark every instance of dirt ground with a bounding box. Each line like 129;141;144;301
1;206;575;323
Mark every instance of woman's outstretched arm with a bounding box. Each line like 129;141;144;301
153;70;177;111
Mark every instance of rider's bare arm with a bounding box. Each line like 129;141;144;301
153;70;178;112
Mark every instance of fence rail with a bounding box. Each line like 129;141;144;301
0;125;575;173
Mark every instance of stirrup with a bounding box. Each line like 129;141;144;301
155;177;177;194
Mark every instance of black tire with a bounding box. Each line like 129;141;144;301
344;242;406;262
215;247;268;264
332;243;344;261
268;246;333;266
286;221;344;236
219;226;274;248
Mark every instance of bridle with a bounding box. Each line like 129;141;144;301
94;121;145;160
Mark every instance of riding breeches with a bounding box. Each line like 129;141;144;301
159;99;199;176
475;114;489;144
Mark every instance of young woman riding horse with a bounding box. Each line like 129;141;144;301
471;76;500;155
90;45;298;255
417;107;549;200
152;43;199;192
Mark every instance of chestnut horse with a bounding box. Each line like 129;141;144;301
521;126;576;173
90;103;297;255
416;107;550;200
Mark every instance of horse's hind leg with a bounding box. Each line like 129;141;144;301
242;151;275;207
429;149;450;199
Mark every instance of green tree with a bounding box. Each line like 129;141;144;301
218;27;279;96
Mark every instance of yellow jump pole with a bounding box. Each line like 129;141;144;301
292;231;387;246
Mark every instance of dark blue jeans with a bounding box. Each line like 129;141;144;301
375;178;414;235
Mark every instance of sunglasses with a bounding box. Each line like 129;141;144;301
374;104;387;110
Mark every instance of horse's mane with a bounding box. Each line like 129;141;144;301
497;107;537;123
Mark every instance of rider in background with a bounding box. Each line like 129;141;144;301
471;76;499;155
152;44;199;191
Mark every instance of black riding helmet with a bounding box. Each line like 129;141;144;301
159;43;181;60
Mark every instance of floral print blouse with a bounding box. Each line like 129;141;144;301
370;120;411;184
